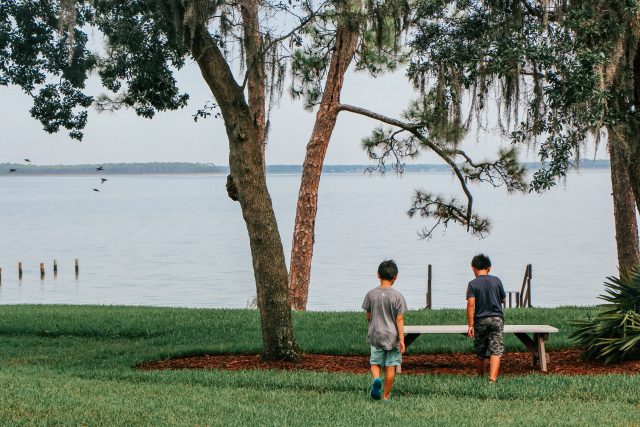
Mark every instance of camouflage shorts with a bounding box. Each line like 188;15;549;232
474;316;504;359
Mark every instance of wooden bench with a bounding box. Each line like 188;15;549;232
404;325;559;372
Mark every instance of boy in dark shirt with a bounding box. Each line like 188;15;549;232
362;260;407;400
466;254;506;383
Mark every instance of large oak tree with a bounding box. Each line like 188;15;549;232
1;0;328;360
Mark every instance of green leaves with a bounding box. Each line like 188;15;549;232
571;266;640;363
408;191;491;238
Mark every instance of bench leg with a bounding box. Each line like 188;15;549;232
515;333;549;370
404;333;421;348
514;332;537;367
535;333;549;372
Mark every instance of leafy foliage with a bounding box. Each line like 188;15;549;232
290;0;410;109
408;0;640;191
571;266;640;363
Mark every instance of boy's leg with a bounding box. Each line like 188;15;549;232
489;355;501;382
474;319;489;377
487;317;504;382
383;365;395;400
369;346;384;399
382;348;402;400
371;364;381;379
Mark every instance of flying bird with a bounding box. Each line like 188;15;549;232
96;166;104;171
101;178;108;184
24;159;31;163
93;188;100;192
9;168;16;172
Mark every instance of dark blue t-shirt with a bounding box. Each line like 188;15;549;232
466;275;506;320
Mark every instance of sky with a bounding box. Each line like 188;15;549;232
0;58;608;167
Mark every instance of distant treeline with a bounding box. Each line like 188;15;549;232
0;162;225;175
262;159;610;174
0;159;610;175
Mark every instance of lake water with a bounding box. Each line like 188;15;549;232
0;169;619;310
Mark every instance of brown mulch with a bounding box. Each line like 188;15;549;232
137;349;640;376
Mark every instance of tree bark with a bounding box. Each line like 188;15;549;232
190;23;298;360
288;13;361;310
608;126;640;274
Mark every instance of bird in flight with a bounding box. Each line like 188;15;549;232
24;159;31;163
101;178;108;184
96;165;104;171
93;188;100;192
9;168;16;172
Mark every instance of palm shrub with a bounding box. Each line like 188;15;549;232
571;266;640;363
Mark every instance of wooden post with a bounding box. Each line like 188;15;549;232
426;264;432;309
40;263;45;279
53;259;58;276
515;292;520;308
18;262;23;280
508;292;513;308
75;258;79;276
0;267;2;284
527;264;532;307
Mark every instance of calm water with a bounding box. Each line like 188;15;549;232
0;169;618;310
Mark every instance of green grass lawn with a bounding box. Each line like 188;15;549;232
1;305;638;426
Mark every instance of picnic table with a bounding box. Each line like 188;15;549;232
404;324;559;372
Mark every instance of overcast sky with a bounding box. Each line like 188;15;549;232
0;59;608;166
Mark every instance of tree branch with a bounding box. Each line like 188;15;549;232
338;103;474;230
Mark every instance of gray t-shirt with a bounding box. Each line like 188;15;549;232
466;274;506;320
362;287;408;350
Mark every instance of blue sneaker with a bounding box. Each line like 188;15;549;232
370;377;382;400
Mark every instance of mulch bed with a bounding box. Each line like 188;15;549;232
138;350;640;376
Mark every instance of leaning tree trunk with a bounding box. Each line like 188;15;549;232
608;127;640;274
288;16;361;310
190;24;299;360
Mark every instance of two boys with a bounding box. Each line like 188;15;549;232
363;254;505;400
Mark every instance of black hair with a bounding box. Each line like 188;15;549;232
471;254;492;270
378;259;398;280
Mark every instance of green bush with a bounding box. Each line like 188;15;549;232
571;266;640;363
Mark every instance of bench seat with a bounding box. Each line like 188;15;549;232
403;324;559;372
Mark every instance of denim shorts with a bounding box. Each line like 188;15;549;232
370;346;402;367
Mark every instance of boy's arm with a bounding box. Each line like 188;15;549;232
396;314;405;353
466;298;475;337
366;312;372;322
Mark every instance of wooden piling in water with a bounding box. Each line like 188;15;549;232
75;259;79;276
18;262;23;280
426;264;432;309
0;267;2;284
53;259;58;276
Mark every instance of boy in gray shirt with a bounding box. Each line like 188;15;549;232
362;260;407;400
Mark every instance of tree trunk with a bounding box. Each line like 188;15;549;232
288;16;361;310
190;25;299;360
608;127;640;274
